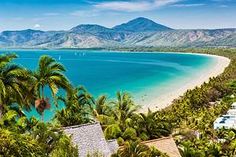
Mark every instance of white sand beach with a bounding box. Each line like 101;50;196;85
140;53;231;113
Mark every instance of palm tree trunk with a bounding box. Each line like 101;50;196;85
41;86;45;122
41;86;44;99
0;104;2;119
41;111;44;121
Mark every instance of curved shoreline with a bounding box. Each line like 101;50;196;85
139;53;231;113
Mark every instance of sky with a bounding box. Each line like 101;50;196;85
0;0;235;31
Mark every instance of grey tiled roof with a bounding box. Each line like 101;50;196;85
63;122;118;157
107;139;119;154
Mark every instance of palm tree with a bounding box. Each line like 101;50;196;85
179;144;200;157
54;87;93;126
207;143;222;157
93;95;112;117
60;86;94;110
100;92;139;141
33;55;70;121
0;53;31;119
134;109;171;140
113;92;139;128
115;141;150;157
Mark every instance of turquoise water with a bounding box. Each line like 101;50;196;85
0;50;215;121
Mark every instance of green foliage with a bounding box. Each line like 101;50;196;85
0;128;44;157
86;151;104;157
33;55;71;120
49;135;78;157
149;146;169;157
113;141;167;157
54;87;93;126
0;54;77;156
0;53;32;118
0;110;78;157
228;80;236;93
122;127;137;140
104;124;122;140
132;109;172;140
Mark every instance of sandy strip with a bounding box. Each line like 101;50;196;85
139;53;230;113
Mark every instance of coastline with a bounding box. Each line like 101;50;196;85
139;53;231;113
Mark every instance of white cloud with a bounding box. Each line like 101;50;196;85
94;0;182;12
154;0;182;7
34;24;41;28
172;3;206;7
94;1;151;12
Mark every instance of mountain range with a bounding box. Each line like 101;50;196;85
0;17;235;48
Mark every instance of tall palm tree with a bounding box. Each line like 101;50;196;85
0;53;31;119
113;92;139;126
33;55;70;121
101;92;139;140
135;109;171;139
54;86;93;126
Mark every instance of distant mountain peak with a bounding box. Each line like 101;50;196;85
113;17;173;32
131;17;156;22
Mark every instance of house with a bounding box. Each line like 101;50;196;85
232;102;236;109
63;122;118;157
142;136;181;157
214;115;236;129
214;102;236;129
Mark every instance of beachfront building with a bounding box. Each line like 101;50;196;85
214;103;236;129
63;122;118;157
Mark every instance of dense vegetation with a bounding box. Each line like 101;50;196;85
0;48;236;156
0;54;77;156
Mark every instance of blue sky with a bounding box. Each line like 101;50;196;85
0;0;235;31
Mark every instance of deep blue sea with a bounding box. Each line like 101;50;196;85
0;50;215;121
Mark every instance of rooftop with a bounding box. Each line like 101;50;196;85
142;136;181;157
63;122;118;157
214;102;236;129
